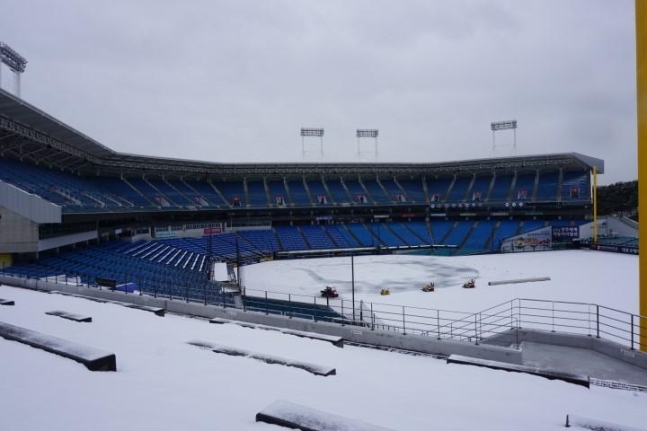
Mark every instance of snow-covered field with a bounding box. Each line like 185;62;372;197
242;250;639;314
0;250;645;431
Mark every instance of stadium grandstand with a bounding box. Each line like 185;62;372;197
0;86;608;311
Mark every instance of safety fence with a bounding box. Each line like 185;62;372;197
241;288;646;351
1;270;643;351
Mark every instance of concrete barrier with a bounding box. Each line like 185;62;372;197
256;400;393;431
52;292;165;316
45;310;92;323
188;340;336;376
487;277;551;286
1;275;522;364
0;321;116;371
565;414;646;430
447;354;590;387
209;318;344;347
482;328;647;371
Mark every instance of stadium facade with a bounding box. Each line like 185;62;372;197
0;86;605;285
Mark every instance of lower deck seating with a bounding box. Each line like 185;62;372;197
1;221;588;295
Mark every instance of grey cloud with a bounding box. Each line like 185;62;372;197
0;0;637;183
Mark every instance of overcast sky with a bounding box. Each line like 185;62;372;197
0;0;636;184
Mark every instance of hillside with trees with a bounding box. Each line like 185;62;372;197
596;180;638;218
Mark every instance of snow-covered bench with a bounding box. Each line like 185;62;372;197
0;321;116;371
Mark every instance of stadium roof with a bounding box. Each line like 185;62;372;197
0;88;604;177
0;88;115;159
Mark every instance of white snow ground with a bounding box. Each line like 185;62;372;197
0;250;645;431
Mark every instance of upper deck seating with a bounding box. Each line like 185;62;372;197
536;171;559;201
287;180;311;206
398;179;425;203
489;174;514;203
446;177;471;202
247;180;268;208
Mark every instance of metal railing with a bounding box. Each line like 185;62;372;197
239;288;645;351
1;269;644;351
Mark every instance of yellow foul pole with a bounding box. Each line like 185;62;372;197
636;0;647;351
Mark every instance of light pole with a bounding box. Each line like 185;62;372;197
351;254;355;322
490;120;517;154
301;127;324;159
356;129;379;159
0;42;28;97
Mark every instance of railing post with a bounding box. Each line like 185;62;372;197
288;294;292;319
402;306;406;335
474;313;479;345
371;302;374;330
265;290;268;315
436;310;441;340
551;301;555;333
596;305;600;338
631;314;635;350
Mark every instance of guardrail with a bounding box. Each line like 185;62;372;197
241;288;645;351
1;270;644;351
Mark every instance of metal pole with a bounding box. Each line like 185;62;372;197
596;305;600;338
402;306;406;335
351;255;355;321
592;165;598;244
631;314;635;350
436;310;441;340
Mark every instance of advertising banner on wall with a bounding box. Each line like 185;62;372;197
552;225;580;241
500;226;552;252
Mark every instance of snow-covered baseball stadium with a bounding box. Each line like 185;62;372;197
0;43;644;430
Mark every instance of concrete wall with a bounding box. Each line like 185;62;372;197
0;274;521;364
0;181;61;224
38;230;98;252
580;218;638;239
484;328;647;371
0;205;39;253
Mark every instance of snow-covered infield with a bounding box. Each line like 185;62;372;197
188;340;337;376
256;399;393;431
0;250;644;430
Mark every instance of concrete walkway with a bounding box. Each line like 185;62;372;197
520;342;647;386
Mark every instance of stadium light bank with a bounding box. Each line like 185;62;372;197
0;42;28;97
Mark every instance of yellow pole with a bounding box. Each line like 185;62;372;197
636;0;647;351
592;166;598;244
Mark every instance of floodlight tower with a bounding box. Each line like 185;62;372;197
356;129;378;159
301;127;324;159
490;120;517;154
0;42;28;97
